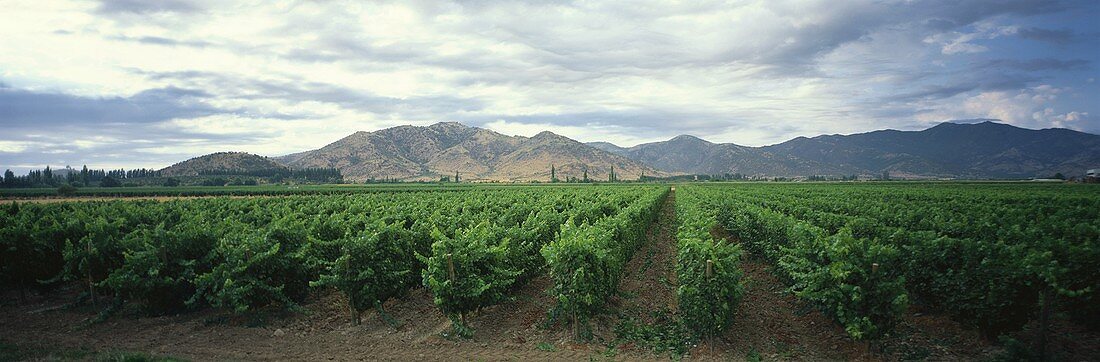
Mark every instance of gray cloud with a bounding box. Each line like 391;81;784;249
884;70;1038;103
459;108;752;140
95;0;202;15
0;86;222;127
107;35;213;48
0;85;273;172
1016;27;1076;43
987;58;1090;71
135;70;487;119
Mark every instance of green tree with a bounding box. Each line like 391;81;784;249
43;166;53;185
99;176;121;187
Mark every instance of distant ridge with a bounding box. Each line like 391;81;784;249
593;120;1100;179
159;120;1098;181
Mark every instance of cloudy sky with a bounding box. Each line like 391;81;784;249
1;0;1098;172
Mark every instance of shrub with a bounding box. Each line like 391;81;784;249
422;222;520;335
57;184;78;196
779;227;908;339
312;220;418;325
102;224;216;314
190;231;311;313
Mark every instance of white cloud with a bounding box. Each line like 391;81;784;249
927;23;1019;55
0;0;1096;170
914;84;1088;130
483;120;666;147
0;141;33;153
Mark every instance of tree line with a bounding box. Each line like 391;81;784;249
1;166;163;188
2;166;342;188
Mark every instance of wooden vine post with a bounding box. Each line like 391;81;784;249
86;239;97;309
869;262;880;353
446;253;464;326
705;259;715;351
1037;288;1052;361
572;309;579;340
345;258;360;326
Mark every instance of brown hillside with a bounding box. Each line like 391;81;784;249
281;122;667;182
160;152;286;177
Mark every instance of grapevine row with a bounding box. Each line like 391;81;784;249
0;186;667;336
687;183;1099;339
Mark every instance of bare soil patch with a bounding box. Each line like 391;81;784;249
0;284;609;361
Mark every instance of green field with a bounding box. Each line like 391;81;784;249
0;182;631;198
0;180;1077;199
1;182;1097;359
682;182;1099;337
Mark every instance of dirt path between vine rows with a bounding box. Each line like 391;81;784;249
584;188;682;352
618;189;680;323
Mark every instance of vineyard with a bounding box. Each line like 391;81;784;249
689;183;1099;338
1;182;1098;360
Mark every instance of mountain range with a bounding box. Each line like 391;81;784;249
272;122;662;182
592;120;1098;179
163;120;1100;181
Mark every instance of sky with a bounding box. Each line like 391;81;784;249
1;0;1098;173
